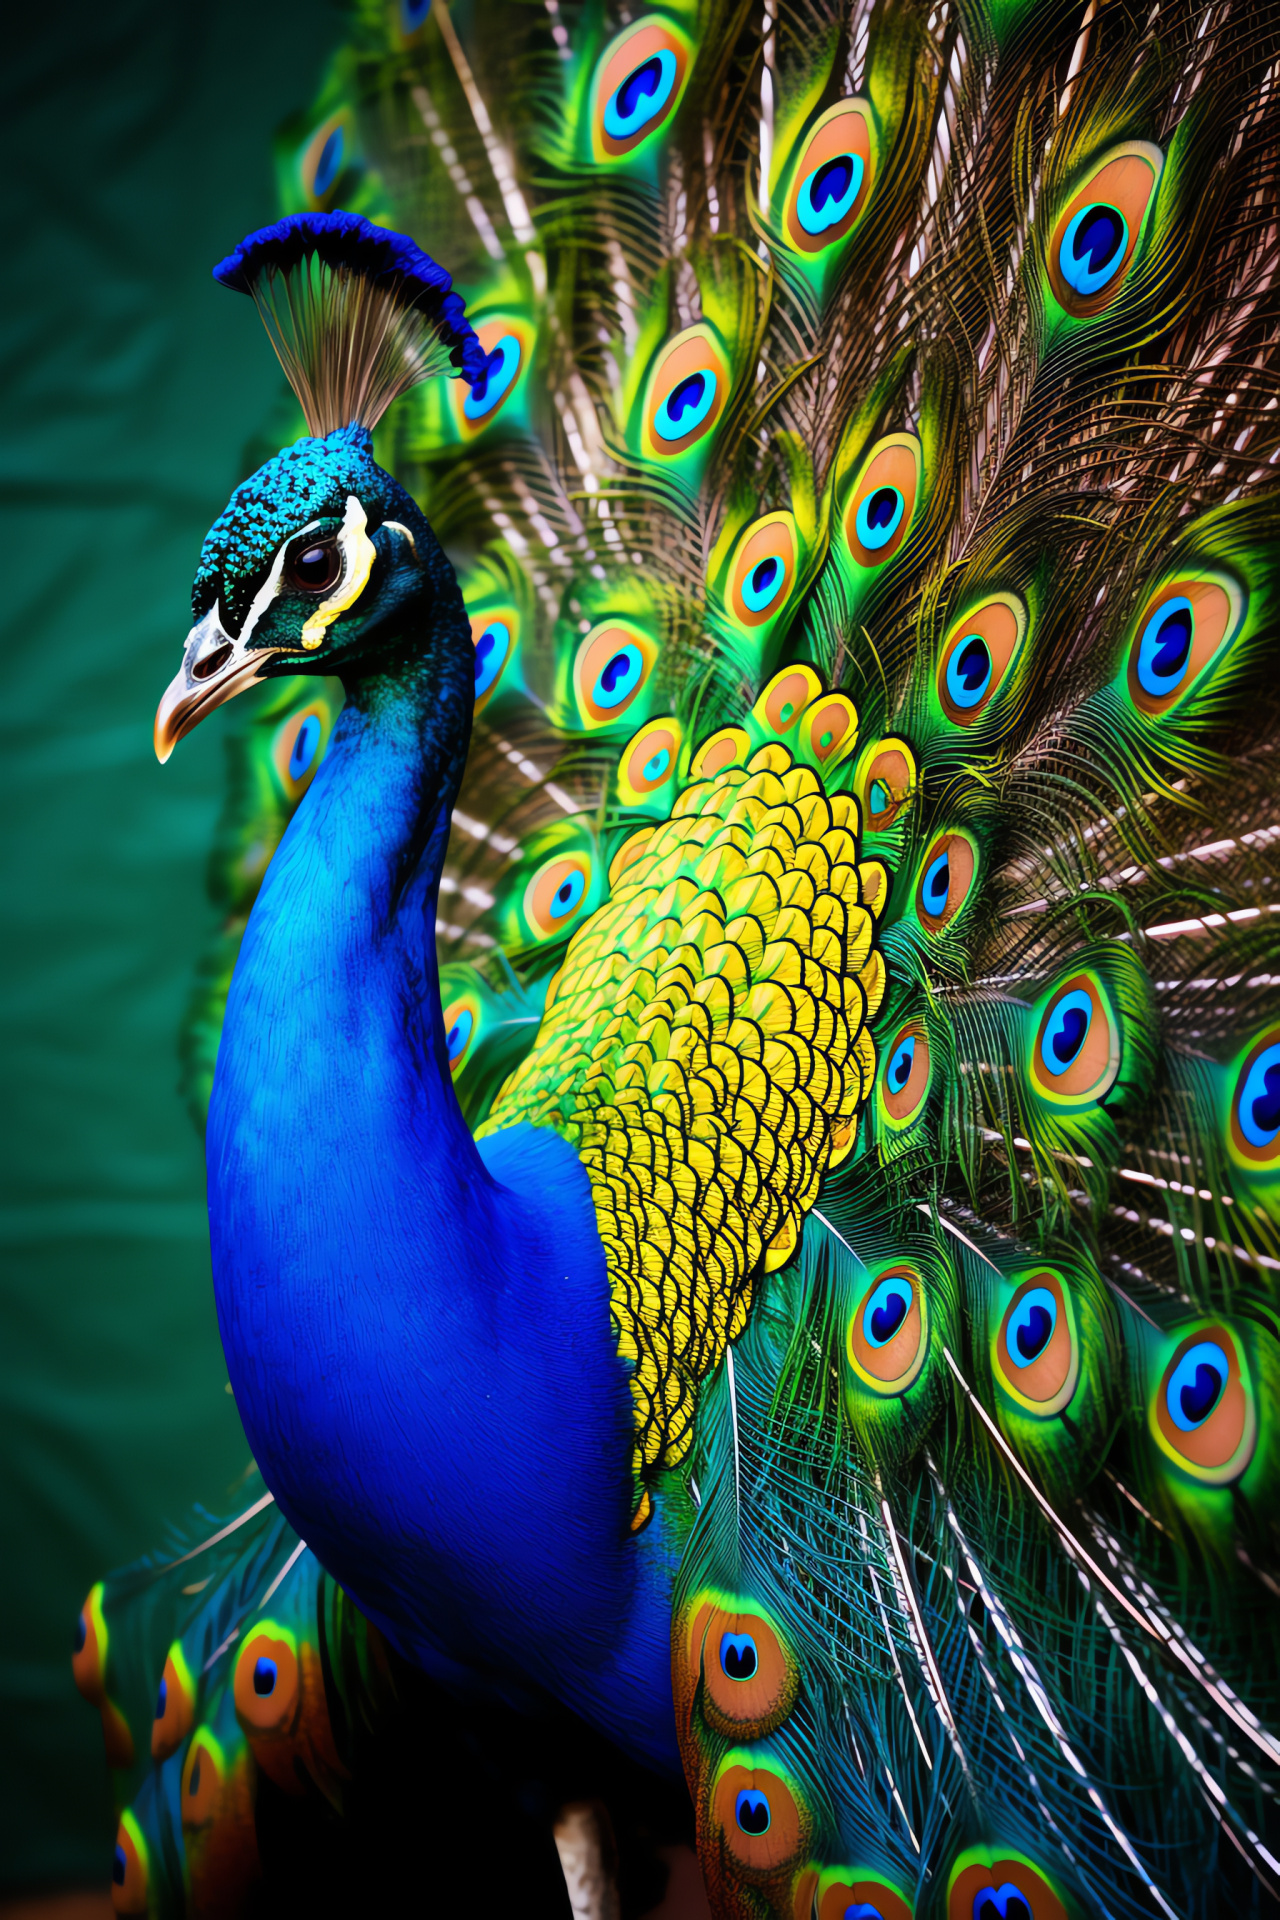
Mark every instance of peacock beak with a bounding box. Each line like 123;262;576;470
154;607;282;764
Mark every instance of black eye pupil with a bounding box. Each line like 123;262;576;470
294;544;337;588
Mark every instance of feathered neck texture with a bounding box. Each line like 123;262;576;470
204;569;681;1771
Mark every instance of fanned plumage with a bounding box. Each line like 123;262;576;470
80;0;1280;1912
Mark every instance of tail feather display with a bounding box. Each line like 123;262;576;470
79;0;1280;1910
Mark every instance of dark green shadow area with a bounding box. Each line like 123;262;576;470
0;2;337;1888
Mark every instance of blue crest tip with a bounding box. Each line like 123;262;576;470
212;210;487;389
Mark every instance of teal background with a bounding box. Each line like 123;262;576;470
1;4;336;1888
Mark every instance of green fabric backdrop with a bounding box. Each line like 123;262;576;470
1;4;337;1888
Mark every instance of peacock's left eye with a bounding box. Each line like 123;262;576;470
1153;1326;1255;1483
845;437;921;569
1230;1031;1280;1167
593;19;691;160
915;831;977;931
573;621;656;727
288;541;342;593
1048;142;1162;317
847;1265;927;1393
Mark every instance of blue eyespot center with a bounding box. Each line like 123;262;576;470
946;633;992;709
868;779;888;816
73;1612;86;1654
973;1888;1033;1920
464;335;521;420
604;48;678;141
288;713;322;780
796;150;864;236
654;368;717;442
1040;988;1094;1075
474;620;511;698
400;0;431;28
845;1906;889;1920
1239;1042;1280;1146
312;126;345;198
742;553;784;612
921;851;950;917
1136;596;1193;698
593;645;645;709
552;869;587;918
1060;201;1129;296
855;484;905;552
113;1844;127;1886
1167;1340;1230;1431
253;1656;278;1697
1006;1286;1058;1367
642;746;671;784
734;1788;771;1835
446;1008;474;1063
887;1035;916;1093
864;1276;912;1348
155;1676;168;1719
720;1631;759;1680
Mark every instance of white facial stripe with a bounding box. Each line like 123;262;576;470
300;496;377;651
234;519;325;650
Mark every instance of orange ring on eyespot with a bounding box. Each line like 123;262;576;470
755;665;822;737
644;329;729;457
442;994;483;1076
818;1873;913;1920
181;1728;225;1831
272;702;332;802
1126;573;1242;716
801;693;858;767
690;727;750;779
1152;1323;1255;1483
72;1583;107;1706
572;620;657;727
711;1760;807;1875
994;1271;1078;1415
1047;141;1163;318
452;316;535;438
592;18;692;160
299;112;352;207
948;1854;1068;1920
728;515;797;628
1030;972;1119;1103
152;1641;196;1762
937;593;1026;725
470;605;519;714
915;831;977;931
618;718;682;805
783;100;875;254
879;1022;931;1128
112;1810;149;1916
524;855;593;938
847;1265;927;1393
857;740;916;833
233;1625;301;1737
844;436;921;569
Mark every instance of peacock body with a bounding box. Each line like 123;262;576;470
74;0;1280;1911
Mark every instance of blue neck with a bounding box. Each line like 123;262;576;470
206;609;680;1771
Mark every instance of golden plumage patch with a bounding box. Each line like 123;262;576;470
483;742;883;1480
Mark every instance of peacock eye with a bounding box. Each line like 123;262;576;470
523;854;593;939
728;515;798;628
288;541;342;593
234;1623;300;1735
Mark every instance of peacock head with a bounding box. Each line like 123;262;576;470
154;212;489;762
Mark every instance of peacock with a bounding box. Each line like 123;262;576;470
72;0;1280;1911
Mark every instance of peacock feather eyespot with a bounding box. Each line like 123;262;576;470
684;1592;798;1737
1125;570;1245;716
947;1851;1069;1920
643;327;730;459
690;725;750;780
710;1753;808;1874
234;1622;301;1736
843;435;922;570
1029;970;1119;1105
71;1583;107;1706
152;1640;196;1761
847;1265;927;1394
592;17;692;161
298;112;354;209
272;699;334;802
877;1021;932;1131
617;715;684;810
523;853;594;939
816;1868;914;1920
1228;1026;1280;1171
727;514;799;629
782;100;875;254
452;317;534;435
471;610;516;711
854;738;917;837
111;1810;149;1917
914;830;978;932
1152;1323;1256;1485
752;665;824;739
993;1271;1079;1416
1047;140;1163;319
396;0;431;41
937;593;1027;726
799;690;859;770
442;993;481;1075
181;1727;226;1830
572;620;658;728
